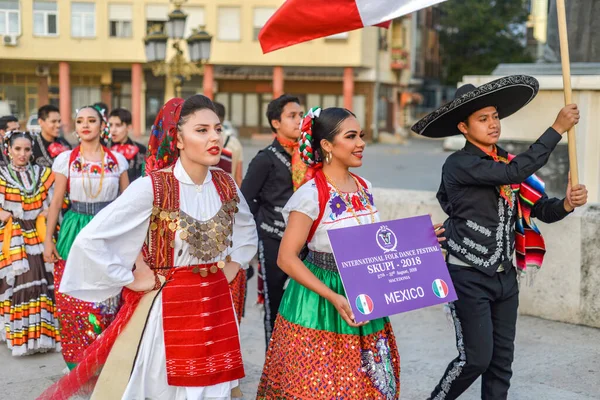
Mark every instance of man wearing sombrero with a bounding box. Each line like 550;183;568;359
412;75;588;399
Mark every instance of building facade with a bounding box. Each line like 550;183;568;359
0;0;441;140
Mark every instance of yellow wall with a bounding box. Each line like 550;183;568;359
1;0;147;62
1;0;390;69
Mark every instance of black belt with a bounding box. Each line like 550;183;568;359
305;251;338;272
70;201;111;216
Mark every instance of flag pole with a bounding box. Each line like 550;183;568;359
556;0;579;186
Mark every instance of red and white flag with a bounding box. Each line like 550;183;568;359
259;0;448;53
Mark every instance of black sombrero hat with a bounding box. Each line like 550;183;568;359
411;75;539;138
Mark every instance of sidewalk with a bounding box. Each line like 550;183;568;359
1;281;599;399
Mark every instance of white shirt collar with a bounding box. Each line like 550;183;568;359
173;159;213;186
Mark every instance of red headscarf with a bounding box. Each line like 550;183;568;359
144;98;184;175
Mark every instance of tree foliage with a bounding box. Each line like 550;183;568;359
439;0;534;85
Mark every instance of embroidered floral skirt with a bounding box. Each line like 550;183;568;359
229;268;247;324
257;260;400;400
0;218;61;356
54;210;121;369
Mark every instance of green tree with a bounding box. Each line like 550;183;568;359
439;0;533;85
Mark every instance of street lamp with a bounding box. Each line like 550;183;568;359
187;30;212;63
143;0;213;98
166;8;187;40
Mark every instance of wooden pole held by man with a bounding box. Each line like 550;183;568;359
556;0;579;186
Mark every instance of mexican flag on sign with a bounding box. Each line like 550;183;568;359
259;0;449;53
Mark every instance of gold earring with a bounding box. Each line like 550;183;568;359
325;152;332;164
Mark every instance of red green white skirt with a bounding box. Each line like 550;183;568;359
257;258;400;399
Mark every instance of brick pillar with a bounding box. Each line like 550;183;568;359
273;66;284;99
131;63;143;138
343;67;354;111
58;62;71;133
100;84;112;111
203;64;214;100
38;76;49;108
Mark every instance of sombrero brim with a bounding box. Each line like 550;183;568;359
411;75;539;138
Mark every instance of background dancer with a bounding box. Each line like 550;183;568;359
108;108;147;182
0;131;60;356
411;75;588;400
43;105;129;369
0;116;20;165
33;105;71;168
241;94;308;347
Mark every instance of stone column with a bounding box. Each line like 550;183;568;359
343;67;354;111
58;62;71;133
203;64;214;100
273;66;284;99
131;63;143;138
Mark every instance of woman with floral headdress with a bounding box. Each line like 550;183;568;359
0;130;60;356
38;95;258;400
42;105;129;369
257;107;445;399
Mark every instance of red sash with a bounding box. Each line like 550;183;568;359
146;168;244;387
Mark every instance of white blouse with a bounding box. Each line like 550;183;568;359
52;149;128;203
282;176;380;253
59;159;258;400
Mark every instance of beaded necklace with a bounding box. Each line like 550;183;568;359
323;172;375;225
79;147;106;199
7;162;38;196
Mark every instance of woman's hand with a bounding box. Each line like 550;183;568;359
126;260;156;292
43;239;61;263
0;210;12;223
223;261;241;283
434;222;446;245
327;292;368;328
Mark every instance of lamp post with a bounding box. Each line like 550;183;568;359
143;0;212;98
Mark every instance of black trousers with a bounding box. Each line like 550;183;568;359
259;235;288;349
429;264;519;400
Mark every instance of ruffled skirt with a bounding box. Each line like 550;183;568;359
0;217;60;355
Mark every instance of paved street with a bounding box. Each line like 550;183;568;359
2;278;599;400
242;137;450;192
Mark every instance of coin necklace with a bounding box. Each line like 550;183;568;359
323;172;375;225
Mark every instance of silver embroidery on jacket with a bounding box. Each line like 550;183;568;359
462;238;489;254
259;222;284;238
466;220;492;237
447;197;510;269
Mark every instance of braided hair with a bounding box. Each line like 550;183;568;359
298;107;356;166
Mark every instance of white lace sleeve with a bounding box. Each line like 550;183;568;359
282;180;319;224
